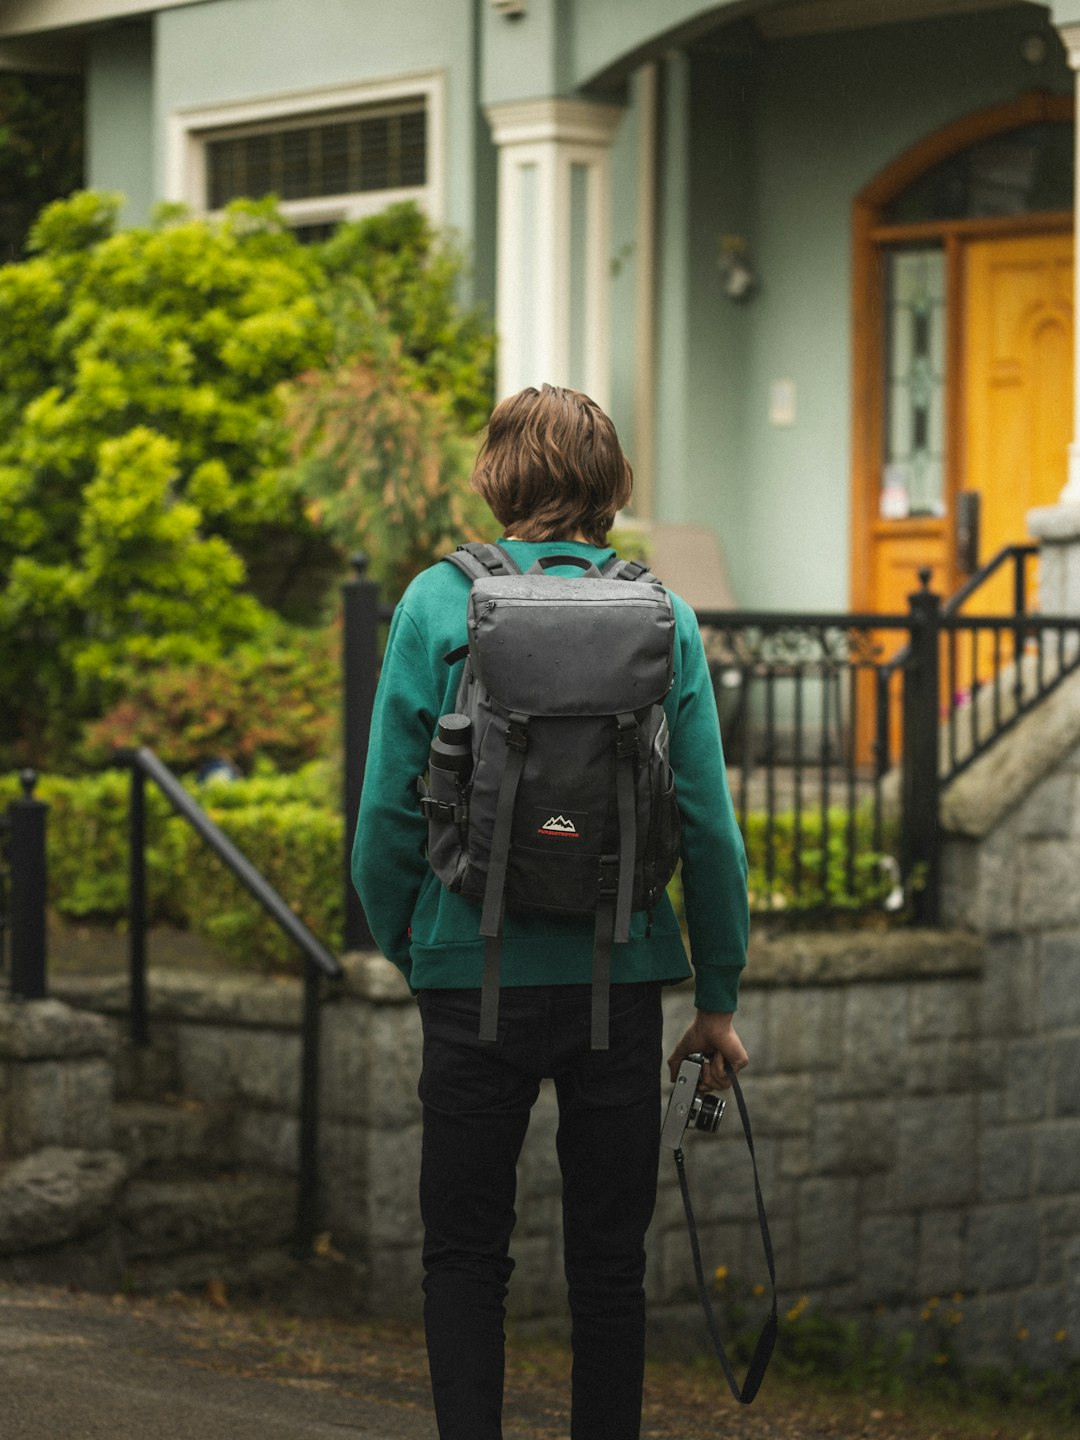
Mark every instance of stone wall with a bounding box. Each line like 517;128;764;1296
39;915;1078;1372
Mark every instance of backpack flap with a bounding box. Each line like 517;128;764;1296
466;576;675;716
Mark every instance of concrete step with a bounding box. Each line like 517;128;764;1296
116;1172;295;1260
112;1099;235;1174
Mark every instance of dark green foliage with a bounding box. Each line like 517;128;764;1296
0;70;84;262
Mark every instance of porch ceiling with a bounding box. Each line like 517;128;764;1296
574;0;1039;90
755;0;1037;41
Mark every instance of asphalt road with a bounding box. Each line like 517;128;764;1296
0;1284;433;1440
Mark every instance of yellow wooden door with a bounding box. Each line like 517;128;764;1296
948;231;1073;710
963;231;1074;604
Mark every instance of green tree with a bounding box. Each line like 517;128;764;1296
0;193;327;762
318;202;495;431
0;191;494;766
287;339;493;601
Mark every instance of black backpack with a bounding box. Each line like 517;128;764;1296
417;542;681;1049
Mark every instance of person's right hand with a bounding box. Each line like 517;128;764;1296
666;1009;749;1091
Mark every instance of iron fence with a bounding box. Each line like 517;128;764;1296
341;543;1080;930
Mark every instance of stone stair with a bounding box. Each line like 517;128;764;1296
104;1050;302;1298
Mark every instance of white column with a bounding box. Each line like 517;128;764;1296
1058;22;1080;502
485;98;623;407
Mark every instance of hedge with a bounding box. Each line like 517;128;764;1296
0;766;342;971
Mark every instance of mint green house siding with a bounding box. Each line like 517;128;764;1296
86;23;155;226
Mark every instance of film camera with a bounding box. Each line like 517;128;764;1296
660;1052;726;1150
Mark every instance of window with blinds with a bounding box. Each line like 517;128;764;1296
205;101;426;211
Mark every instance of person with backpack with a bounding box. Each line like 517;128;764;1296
353;383;749;1440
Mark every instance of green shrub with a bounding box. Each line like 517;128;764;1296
286;341;494;601
742;807;900;913
0;193;494;767
80;624;339;775
175;796;342;967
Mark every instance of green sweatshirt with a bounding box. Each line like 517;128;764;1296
352;539;749;1012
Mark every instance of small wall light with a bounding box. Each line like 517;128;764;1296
491;0;527;16
717;234;757;303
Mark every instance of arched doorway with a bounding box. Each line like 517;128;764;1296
851;92;1074;620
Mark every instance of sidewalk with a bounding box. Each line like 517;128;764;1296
0;1281;815;1440
0;1280;1028;1440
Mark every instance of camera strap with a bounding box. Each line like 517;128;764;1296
673;1065;778;1404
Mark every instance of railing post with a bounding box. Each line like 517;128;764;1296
129;761;149;1046
8;769;48;1000
342;553;378;951
901;570;941;924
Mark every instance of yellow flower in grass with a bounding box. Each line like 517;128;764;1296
786;1296;810;1323
713;1265;728;1285
932;1352;950;1366
1055;1329;1068;1343
753;1284;765;1298
1016;1327;1029;1342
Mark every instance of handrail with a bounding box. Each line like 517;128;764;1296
117;745;342;982
943;543;1037;616
879;545;1037;683
112;744;341;1256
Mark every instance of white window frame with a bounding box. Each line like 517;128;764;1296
165;72;445;229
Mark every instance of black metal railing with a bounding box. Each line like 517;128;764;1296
936;545;1080;781
340;545;1080;931
112;745;343;1255
697;608;921;919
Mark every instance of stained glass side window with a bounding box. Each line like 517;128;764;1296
882;248;947;519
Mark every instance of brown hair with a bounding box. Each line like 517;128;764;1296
471;384;633;545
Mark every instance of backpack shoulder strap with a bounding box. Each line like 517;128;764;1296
443;542;523;581
601;554;663;586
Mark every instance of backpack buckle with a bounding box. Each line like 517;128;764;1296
615;714;637;759
420;795;467;824
597;854;620;898
505;713;529;751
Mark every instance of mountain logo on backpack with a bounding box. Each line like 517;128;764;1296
539;814;579;838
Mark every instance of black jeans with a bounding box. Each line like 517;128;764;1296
417;981;664;1440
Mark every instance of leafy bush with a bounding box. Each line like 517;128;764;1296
81;624;340;775
317;203;495;431
286;341;494;600
0;766;341;968
742;807;900;914
0;192;494;767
